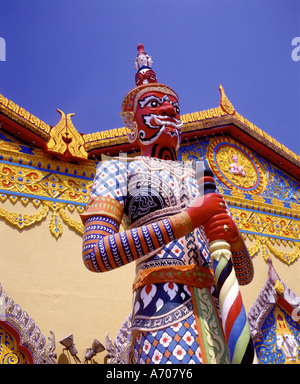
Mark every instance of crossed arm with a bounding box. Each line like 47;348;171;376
81;160;253;283
81;194;195;272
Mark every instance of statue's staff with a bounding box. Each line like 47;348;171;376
196;161;255;364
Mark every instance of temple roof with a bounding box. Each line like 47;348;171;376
247;257;300;342
0;86;299;180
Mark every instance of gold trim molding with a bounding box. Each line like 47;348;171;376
0;196;84;239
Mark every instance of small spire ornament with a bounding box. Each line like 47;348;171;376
134;44;157;86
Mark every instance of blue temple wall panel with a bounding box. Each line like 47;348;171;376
254;303;300;364
178;135;300;320
177;136;300;266
178;135;300;205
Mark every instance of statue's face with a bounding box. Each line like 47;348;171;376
134;90;182;152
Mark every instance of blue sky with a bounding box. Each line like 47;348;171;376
0;0;299;155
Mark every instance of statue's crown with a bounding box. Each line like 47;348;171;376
134;43;157;86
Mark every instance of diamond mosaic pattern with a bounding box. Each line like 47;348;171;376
132;314;202;364
90;160;127;205
154;238;185;260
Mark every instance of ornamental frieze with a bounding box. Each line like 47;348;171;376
0;130;94;238
0;163;91;203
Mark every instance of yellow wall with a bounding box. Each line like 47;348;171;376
0;198;135;364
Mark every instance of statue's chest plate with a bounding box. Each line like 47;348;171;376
125;157;198;225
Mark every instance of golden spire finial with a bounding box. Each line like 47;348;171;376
219;84;235;115
47;109;88;161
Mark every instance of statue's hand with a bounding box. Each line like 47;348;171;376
203;213;240;244
186;193;227;229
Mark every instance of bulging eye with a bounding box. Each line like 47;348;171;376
175;105;180;114
148;100;159;108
